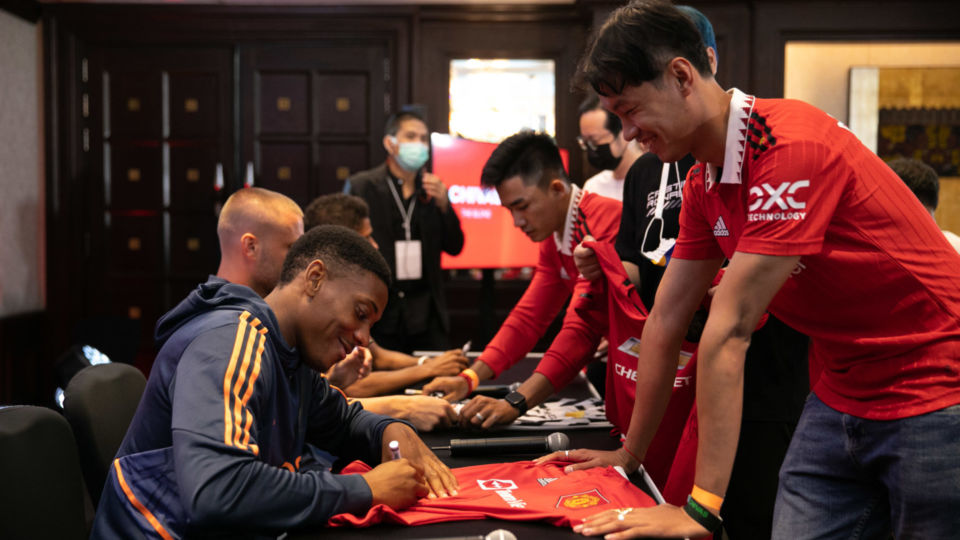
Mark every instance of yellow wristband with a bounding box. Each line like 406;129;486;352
458;368;479;392
691;484;724;511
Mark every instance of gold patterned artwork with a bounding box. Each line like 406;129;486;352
879;68;960;110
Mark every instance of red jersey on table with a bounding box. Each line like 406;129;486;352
329;460;656;528
674;89;960;420
480;187;623;391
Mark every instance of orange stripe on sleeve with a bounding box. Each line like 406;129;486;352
240;410;256;455
223;312;251;447
113;460;175;540
330;385;349;401
232;319;260;448
238;331;266;454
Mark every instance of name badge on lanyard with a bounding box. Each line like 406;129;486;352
395;239;422;280
387;177;423;280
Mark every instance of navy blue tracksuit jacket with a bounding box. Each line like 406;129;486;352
91;277;400;538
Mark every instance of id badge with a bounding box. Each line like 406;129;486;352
394;240;422;280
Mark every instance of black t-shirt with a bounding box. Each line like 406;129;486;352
615;152;809;423
615;152;696;309
742;314;810;422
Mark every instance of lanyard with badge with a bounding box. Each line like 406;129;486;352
386;177;422;280
641;162;681;266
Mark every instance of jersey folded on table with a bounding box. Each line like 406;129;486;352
328;460;656;528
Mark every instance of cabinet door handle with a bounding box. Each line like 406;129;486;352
214;163;225;191
244;161;255;188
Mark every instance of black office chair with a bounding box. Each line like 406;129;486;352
0;405;88;540
62;362;147;505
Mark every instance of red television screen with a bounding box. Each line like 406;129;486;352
431;133;569;270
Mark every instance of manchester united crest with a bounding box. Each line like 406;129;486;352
557;488;609;509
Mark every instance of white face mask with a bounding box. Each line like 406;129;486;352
641;162;681;266
390;136;429;172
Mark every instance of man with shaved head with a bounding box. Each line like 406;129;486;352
216;187;305;297
214;188;368;389
206;188;460;431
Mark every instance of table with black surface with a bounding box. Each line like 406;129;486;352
287;355;642;540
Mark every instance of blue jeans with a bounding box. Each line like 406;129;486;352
772;394;960;540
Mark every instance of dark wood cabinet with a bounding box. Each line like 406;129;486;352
241;43;389;207
44;5;410;366
80;46;234;349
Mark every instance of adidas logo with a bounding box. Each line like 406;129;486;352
713;216;730;237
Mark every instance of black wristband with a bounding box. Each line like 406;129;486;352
682;495;723;534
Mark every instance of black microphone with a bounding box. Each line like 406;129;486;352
418;529;517;540
433;432;569;457
470;381;520;399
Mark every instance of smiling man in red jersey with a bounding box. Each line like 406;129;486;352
558;2;960;539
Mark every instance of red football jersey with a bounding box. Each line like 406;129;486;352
480;188;624;391
329;460;656;528
674;89;960;420
572;241;698;491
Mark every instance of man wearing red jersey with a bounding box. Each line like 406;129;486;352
423;131;622;429
551;2;960;539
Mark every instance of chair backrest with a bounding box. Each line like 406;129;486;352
63;362;147;505
0;405;88;540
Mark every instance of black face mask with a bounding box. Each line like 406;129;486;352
586;143;622;171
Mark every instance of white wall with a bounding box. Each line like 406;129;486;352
784;42;960;125
0;10;45;316
784;41;960;234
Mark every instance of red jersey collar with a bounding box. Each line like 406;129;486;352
705;88;756;191
554;184;583;255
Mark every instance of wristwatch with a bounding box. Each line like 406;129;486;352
503;391;528;416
